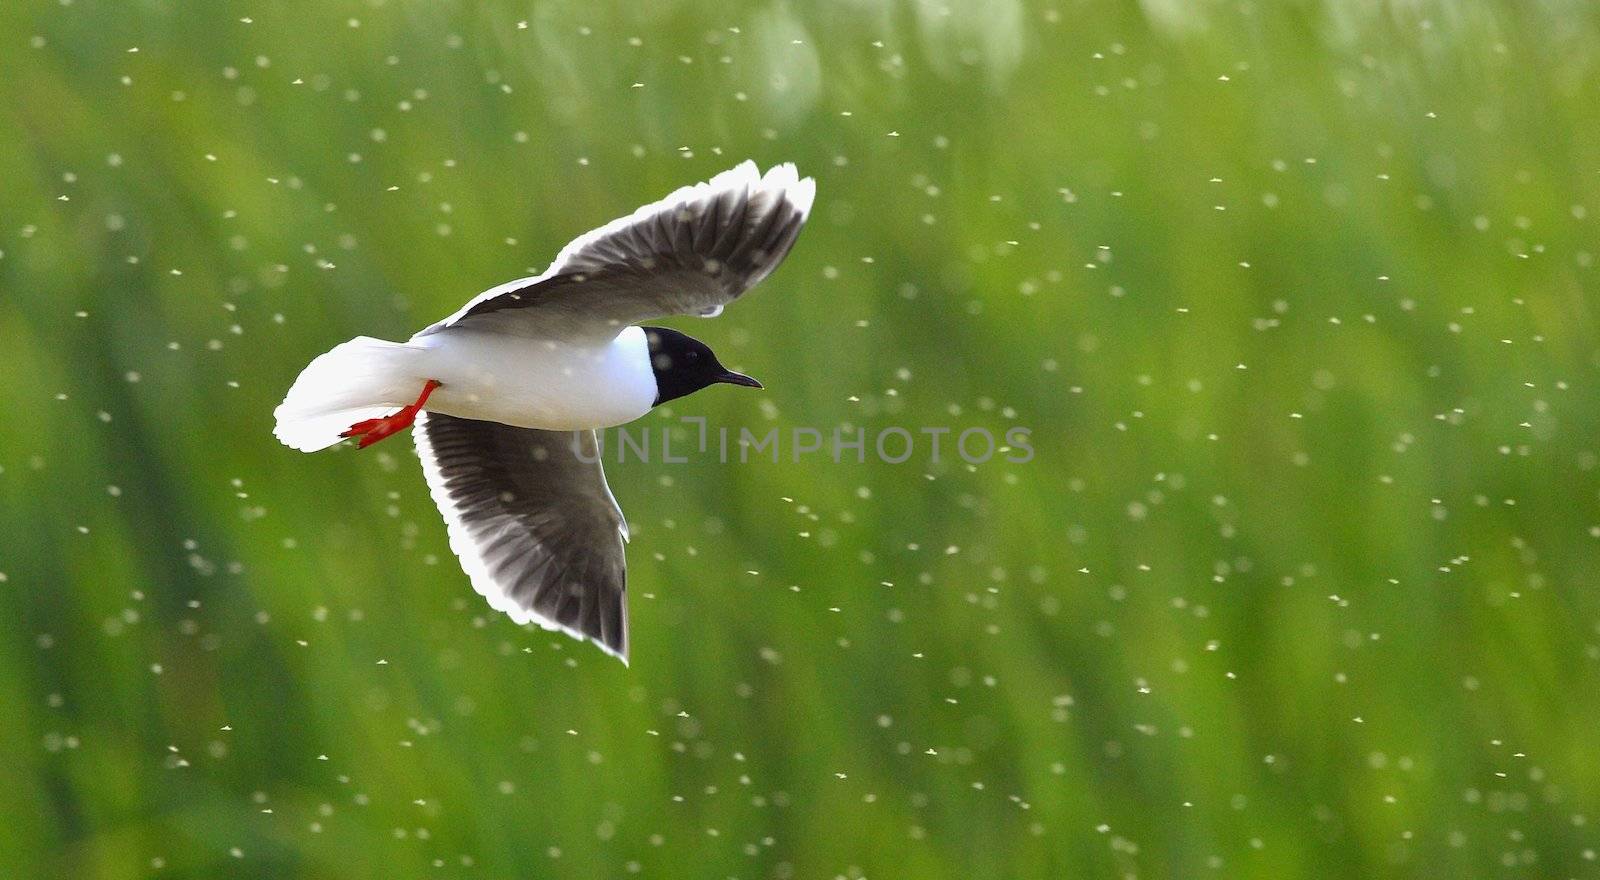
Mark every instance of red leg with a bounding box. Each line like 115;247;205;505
342;380;441;449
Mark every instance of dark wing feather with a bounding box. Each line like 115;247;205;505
414;412;630;661
417;162;815;339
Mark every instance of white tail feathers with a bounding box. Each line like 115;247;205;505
273;336;425;452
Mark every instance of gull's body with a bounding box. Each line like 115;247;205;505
273;161;815;662
410;326;656;431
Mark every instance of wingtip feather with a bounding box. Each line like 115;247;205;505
788;175;817;218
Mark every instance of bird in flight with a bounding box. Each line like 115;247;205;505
273;162;815;663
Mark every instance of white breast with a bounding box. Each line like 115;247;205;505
410;325;656;430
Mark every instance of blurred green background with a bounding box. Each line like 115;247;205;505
3;0;1599;877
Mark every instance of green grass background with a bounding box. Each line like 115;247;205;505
3;0;1599;877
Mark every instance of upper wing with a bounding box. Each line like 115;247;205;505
416;161;815;339
414;412;630;662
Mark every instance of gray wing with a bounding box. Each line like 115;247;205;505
414;412;630;662
417;161;815;339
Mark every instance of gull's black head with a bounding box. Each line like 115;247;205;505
644;326;762;406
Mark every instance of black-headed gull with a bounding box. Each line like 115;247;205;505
274;161;815;662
